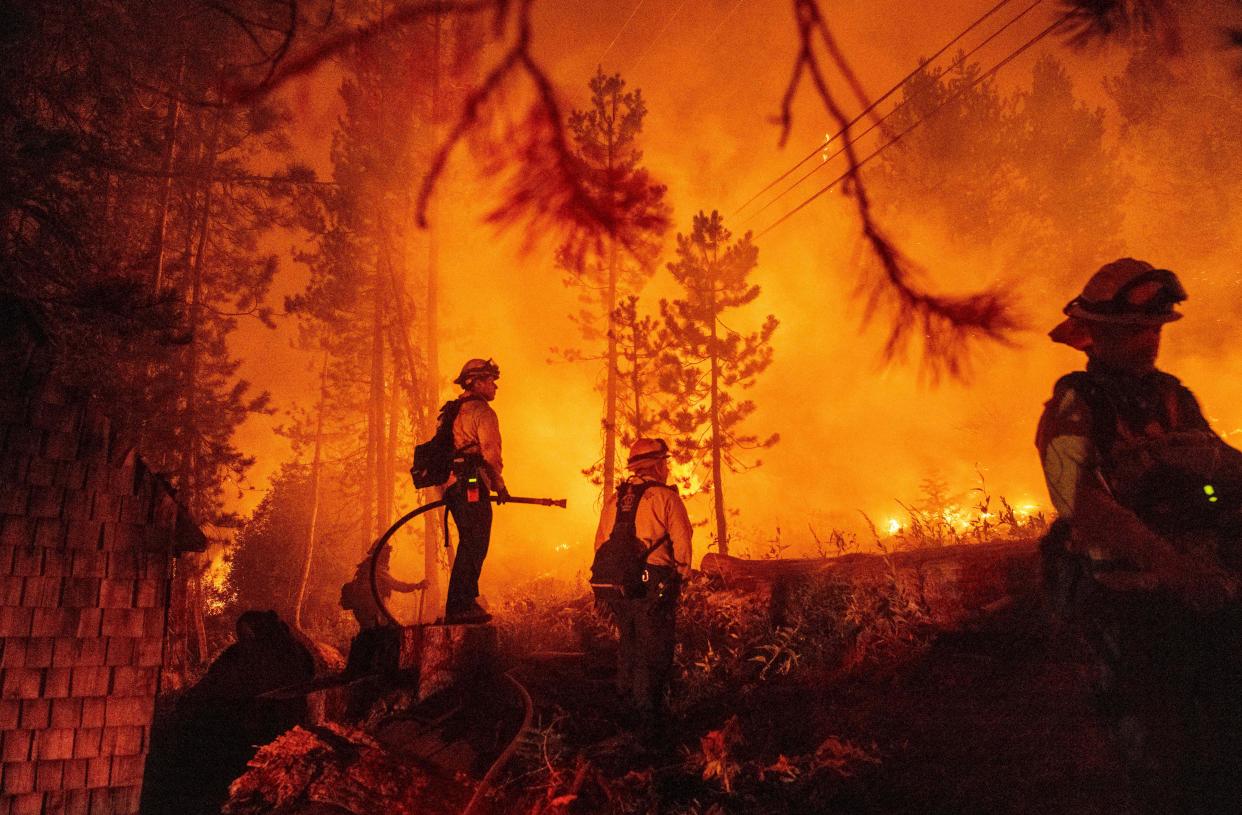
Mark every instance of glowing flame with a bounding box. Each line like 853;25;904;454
1014;502;1040;519
203;549;232;614
670;460;704;496
555;542;571;553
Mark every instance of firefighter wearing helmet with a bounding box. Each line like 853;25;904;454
592;437;693;740
443;358;509;624
1036;258;1242;810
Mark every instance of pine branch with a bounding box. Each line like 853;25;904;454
780;0;1022;381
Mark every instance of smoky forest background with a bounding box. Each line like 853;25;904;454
2;0;1242;683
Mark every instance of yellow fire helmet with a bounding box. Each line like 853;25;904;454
627;437;670;469
452;357;500;386
1050;258;1187;349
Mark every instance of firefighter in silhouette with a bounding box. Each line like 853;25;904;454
1037;258;1242;812
443;358;509;624
340;548;426;630
593;438;693;735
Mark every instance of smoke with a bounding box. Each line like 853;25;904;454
226;1;1242;600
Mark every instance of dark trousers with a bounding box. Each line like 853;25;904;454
445;480;492;614
610;577;678;715
1077;583;1242;814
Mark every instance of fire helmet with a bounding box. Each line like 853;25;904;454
1050;259;1186;348
452;357;500;386
627;437;670;469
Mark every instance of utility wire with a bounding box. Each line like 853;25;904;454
599;0;645;65
743;0;1045;225
706;0;749;45
629;0;690;72
755;11;1072;239
733;0;1021;216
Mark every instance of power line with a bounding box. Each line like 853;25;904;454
743;0;1045;225
629;0;690;72
755;11;1072;239
733;0;1022;217
705;0;749;45
599;0;645;65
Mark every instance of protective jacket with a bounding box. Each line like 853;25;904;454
451;393;506;492
1036;361;1242;574
594;475;693;579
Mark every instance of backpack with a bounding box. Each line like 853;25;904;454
410;397;480;488
590;482;671;602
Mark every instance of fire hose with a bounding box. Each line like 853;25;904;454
368;494;568;626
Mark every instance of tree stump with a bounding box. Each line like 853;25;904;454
414;623;500;701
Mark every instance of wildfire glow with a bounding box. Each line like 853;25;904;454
671;460;704;497
1014;503;1041;520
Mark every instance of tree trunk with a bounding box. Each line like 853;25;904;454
178;113;222;517
384;374;398;528
421;8;445;623
603;239;619;495
709;256;727;554
631;335;643;437
177;114;222;669
150;56;185;294
368;272;386;540
602;113;619;496
295;353;328;632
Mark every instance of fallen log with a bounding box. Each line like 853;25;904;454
701;537;1042;628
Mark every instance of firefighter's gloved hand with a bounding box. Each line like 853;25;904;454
495;487;511;504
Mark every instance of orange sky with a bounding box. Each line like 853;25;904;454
226;1;1242;591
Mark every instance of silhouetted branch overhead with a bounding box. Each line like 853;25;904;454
778;0;1022;380
230;0;640;260
1058;0;1180;50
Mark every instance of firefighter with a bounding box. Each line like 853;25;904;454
444;357;509;624
340;548;426;631
1037;258;1242;812
594;437;693;735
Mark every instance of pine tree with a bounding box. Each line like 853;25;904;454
557;68;670;496
1106;43;1242;256
868;54;1125;290
660;211;779;555
612;295;666;453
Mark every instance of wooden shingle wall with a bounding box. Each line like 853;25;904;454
0;376;200;815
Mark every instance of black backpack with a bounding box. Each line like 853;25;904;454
410;397;480;489
590;482;670;602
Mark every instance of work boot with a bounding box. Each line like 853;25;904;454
445;602;492;625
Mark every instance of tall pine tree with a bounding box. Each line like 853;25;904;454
556;68;669;495
660;211;778;555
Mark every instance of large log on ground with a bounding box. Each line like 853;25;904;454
701;538;1042;627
